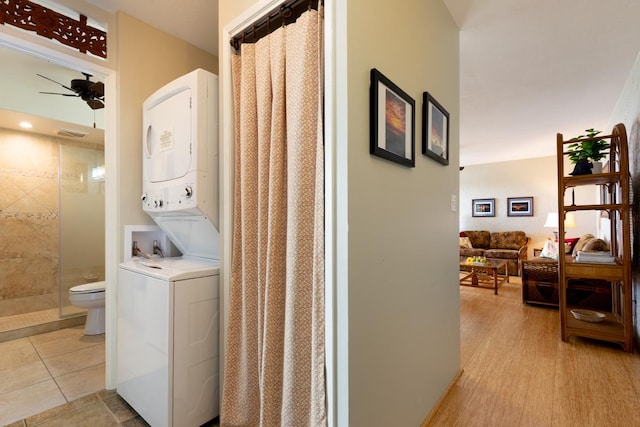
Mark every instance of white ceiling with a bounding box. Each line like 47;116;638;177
4;1;640;165
444;0;640;166
0;44;105;144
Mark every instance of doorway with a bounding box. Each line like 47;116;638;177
0;44;107;334
0;29;117;419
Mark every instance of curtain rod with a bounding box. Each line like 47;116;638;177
230;0;322;51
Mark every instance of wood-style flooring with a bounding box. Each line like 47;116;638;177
426;276;640;426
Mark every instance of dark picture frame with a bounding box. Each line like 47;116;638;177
507;197;534;217
370;68;415;167
422;92;449;165
472;198;495;217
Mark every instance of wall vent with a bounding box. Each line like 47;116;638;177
57;129;88;138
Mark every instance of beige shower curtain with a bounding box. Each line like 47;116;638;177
221;8;326;427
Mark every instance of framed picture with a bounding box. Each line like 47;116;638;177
370;68;415;167
472;198;495;217
507;197;534;216
422;92;449;165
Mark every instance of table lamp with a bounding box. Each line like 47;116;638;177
544;212;559;241
544;212;576;241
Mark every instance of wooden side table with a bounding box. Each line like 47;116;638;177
522;258;559;307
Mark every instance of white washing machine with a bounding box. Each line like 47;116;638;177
117;257;219;427
117;69;220;427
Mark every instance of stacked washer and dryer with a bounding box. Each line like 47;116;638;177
116;69;220;427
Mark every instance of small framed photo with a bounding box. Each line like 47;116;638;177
507;197;534;216
472;198;495;217
370;68;415;167
422;92;449;165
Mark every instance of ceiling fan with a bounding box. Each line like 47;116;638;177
37;72;105;110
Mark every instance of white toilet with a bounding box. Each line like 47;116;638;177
69;281;106;335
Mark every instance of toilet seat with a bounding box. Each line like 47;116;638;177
70;281;105;294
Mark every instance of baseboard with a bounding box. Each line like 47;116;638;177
420;368;464;427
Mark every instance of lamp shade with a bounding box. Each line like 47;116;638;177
564;212;577;228
544;212;559;228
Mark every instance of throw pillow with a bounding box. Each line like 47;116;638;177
581;238;609;252
459;236;473;248
564;237;580;253
572;233;596;255
540;239;558;260
459;231;467;237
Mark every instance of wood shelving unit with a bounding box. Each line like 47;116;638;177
556;123;633;352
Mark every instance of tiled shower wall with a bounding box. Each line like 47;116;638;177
0;127;104;317
0;128;60;317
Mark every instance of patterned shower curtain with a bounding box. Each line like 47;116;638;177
221;7;326;427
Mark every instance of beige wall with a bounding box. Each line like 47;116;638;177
345;0;460;425
115;12;218;263
460;156;598;256
219;0;259;21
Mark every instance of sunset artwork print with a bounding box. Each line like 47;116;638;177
472;199;495;217
507;197;534;216
429;107;445;157
369;68;415;167
422;92;450;165
384;89;407;157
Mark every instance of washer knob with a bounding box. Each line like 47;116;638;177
185;186;193;198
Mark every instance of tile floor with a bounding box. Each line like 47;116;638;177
0;325;106;426
1;317;219;426
5;389;150;427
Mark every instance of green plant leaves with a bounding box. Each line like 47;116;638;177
566;128;610;163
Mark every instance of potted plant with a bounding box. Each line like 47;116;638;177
567;128;610;175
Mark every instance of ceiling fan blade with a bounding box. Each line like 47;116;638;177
36;73;76;93
87;99;104;110
91;81;104;97
38;72;105;110
39;91;80;97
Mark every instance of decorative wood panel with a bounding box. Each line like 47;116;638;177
0;0;107;58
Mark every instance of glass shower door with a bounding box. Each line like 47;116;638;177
59;144;105;317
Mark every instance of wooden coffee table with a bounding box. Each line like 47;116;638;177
459;258;509;294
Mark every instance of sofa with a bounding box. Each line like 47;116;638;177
460;230;530;276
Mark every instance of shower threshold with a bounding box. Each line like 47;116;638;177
0;309;86;343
